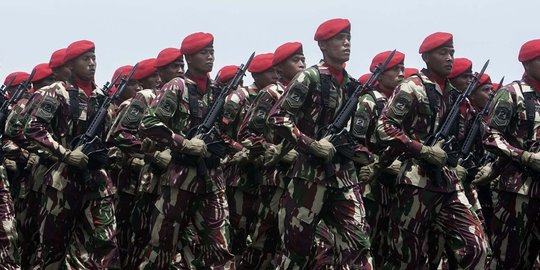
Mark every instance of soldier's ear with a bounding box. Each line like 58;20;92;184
523;61;530;74
318;41;327;52
421;53;429;64
185;54;193;65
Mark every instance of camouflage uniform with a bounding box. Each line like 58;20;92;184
222;83;259;256
268;62;373;269
25;81;119;269
0;162;20;268
138;74;233;269
483;78;540;269
376;70;489;269
351;87;395;268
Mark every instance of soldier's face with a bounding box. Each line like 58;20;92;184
469;84;492;110
70;51;96;81
33;75;57;90
524;57;540;81
158;59;184;83
187;46;214;73
53;66;72;82
450;70;473;91
423;47;454;77
140;73;161;90
379;64;405;92
253;67;279;89
278;54;306;82
320;32;351;64
120;80;142;101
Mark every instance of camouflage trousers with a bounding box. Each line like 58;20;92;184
276;178;372;270
18;190;43;269
383;185;488;270
34;186;119;269
116;191;137;268
123;192;158;268
0;171;19;269
226;186;258;256
489;191;540;269
139;186;234;269
362;173;396;269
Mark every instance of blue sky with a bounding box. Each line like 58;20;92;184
1;0;538;85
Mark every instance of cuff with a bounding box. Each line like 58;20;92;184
297;133;315;153
171;134;185;152
407;140;424;156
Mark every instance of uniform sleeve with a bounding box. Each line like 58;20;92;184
220;89;245;152
24;88;69;159
139;81;186;152
376;81;424;156
108;97;146;154
267;71;315;153
351;93;376;143
483;88;524;162
238;90;274;155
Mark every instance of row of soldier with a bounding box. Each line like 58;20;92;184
0;17;538;269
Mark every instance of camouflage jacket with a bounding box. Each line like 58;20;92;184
376;71;465;192
268;62;363;188
107;89;160;194
139;74;225;193
24;81;115;198
484;78;540;197
238;82;287;187
3;92;32;164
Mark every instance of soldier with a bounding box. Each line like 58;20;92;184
448;58;474;92
49;48;72;82
376;32;488;269
223;53;278;257
267;18;373;269
138;32;233;269
26;40;119;269
404;67;419;79
353;50;405;268
156;48;185;83
477;39;540;269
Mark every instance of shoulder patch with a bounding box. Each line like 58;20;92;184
155;90;177;119
122;99;146;128
352;110;370;138
489;100;513;129
389;91;413;118
35;95;59;123
282;82;309;111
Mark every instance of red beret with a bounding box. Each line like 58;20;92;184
314;18;351;41
216;65;239;84
519;39;540;62
405;67;419;78
31;63;53;82
492;83;500;92
273;42;303;65
3;72;30;87
448;58;473;79
419;32;453;53
358;73;372;84
112;65;134;83
180;32;214;55
155;48;183;68
49;48;67;68
248;53;274;73
133;58;157;80
370;50;405;72
478;73;492;86
65;40;95;62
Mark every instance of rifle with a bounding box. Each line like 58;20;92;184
459;76;504;167
316;50;397;177
0;69;35;134
70;64;138;181
0;75;17;96
423;60;489;185
178;52;255;176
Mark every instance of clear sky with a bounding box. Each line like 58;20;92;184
1;0;538;86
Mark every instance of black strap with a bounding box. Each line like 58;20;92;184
318;68;332;128
68;88;80;137
521;84;536;146
414;74;439;134
187;83;199;120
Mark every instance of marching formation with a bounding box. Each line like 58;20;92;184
0;17;538;269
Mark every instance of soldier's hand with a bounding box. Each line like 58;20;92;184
230;148;249;165
454;164;467;181
151;149;171;169
419;140;447;167
308;136;336;162
472;165;494;186
358;163;375;183
130;157;145;171
383;160;402;176
181;137;208;157
63;145;89;169
520;151;540;172
263;144;281;167
281;149;298;164
3;159;17;172
141;138;156;153
24;153;39;170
